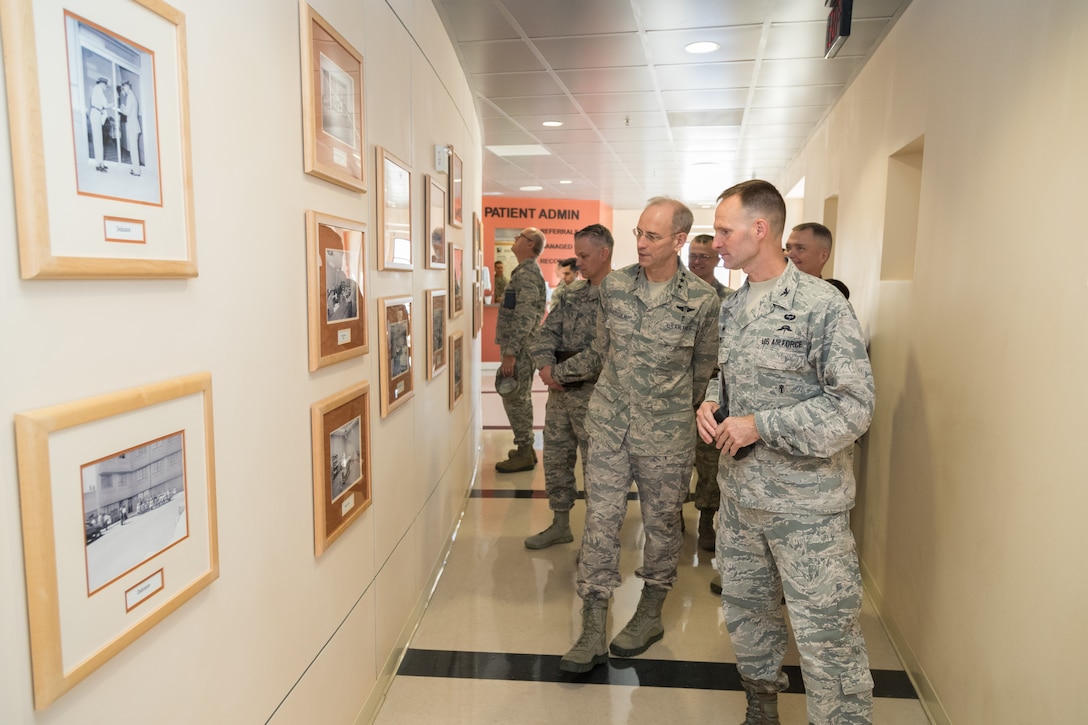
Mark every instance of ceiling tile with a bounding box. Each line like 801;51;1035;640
556;67;656;95
436;0;519;42
746;105;828;125
667;109;744;127
751;85;844;108
758;58;862;87
635;0;768;31
502;0;639;37
493;95;582;116
473;71;564;97
574;92;662;114
598;126;672;143
536;129;605;144
661;88;748;111
654;61;756;91
533;34;647;70
586;111;668;129
459;40;546;74
645;26;764;65
511;113;596;131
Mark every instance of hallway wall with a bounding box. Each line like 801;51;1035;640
779;0;1088;722
0;0;481;722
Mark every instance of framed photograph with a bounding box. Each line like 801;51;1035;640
0;0;196;279
299;2;365;192
14;373;217;708
449;244;464;319
426;289;448;380
378;295;414;417
447;146;463;229
375;146;412;271
425;175;447;269
449;331;464;409
305;211;367;371
310;381;371;557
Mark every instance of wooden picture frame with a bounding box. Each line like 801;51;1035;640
311;381;371;557
472;280;483;339
449;243;464;319
472;212;482;270
377;295;414;417
447;146;463;229
449;330;464;409
0;0;196;279
426;289;448;380
14;373;218;708
299;1;365;192
375;146;412;270
425;175;447;269
305;211;368;371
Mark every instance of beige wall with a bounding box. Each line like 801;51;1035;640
0;0;480;722
780;0;1088;722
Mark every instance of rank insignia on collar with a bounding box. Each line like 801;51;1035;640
676;304;695;312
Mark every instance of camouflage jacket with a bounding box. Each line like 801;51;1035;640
568;261;719;456
532;279;602;381
495;258;545;358
704;260;875;514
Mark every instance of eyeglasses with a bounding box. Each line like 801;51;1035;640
633;227;680;243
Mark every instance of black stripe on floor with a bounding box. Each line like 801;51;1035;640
471;490;640;500
397;648;917;699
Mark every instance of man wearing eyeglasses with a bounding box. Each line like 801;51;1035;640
494;228;547;473
686;234;735;552
560;197;719;673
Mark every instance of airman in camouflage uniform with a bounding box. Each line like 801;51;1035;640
560;198;719;674
494;228;546;473
526;227;613;549
686;233;735;551
697;180;875;725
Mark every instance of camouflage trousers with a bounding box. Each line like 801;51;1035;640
496;350;536;449
576;439;693;600
692;436;722;511
717;497;873;724
542;384;593;512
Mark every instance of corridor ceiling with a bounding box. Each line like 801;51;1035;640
432;0;912;210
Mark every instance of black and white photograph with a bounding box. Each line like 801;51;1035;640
66;11;160;205
319;53;356;149
328;416;362;502
325;248;359;322
389;319;410;379
81;432;188;594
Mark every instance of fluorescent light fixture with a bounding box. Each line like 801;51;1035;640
519;185;544;191
486;144;552;157
559;180;573;184
542;120;563;127
685;41;720;54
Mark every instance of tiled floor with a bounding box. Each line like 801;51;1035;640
374;389;931;724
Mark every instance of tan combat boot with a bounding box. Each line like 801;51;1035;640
525;510;573;549
739;676;781;725
495;445;535;473
559;599;609;673
609;586;666;657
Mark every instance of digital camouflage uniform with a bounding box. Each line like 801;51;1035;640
532;280;603;512
704;260;876;724
565;261;719;601
693;277;734;512
495;257;546;450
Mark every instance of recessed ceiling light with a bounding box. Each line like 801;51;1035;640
542;120;563;127
519;185;543;191
559;180;572;184
685;41;720;55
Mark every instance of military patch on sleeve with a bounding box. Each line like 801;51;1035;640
503;289;517;309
